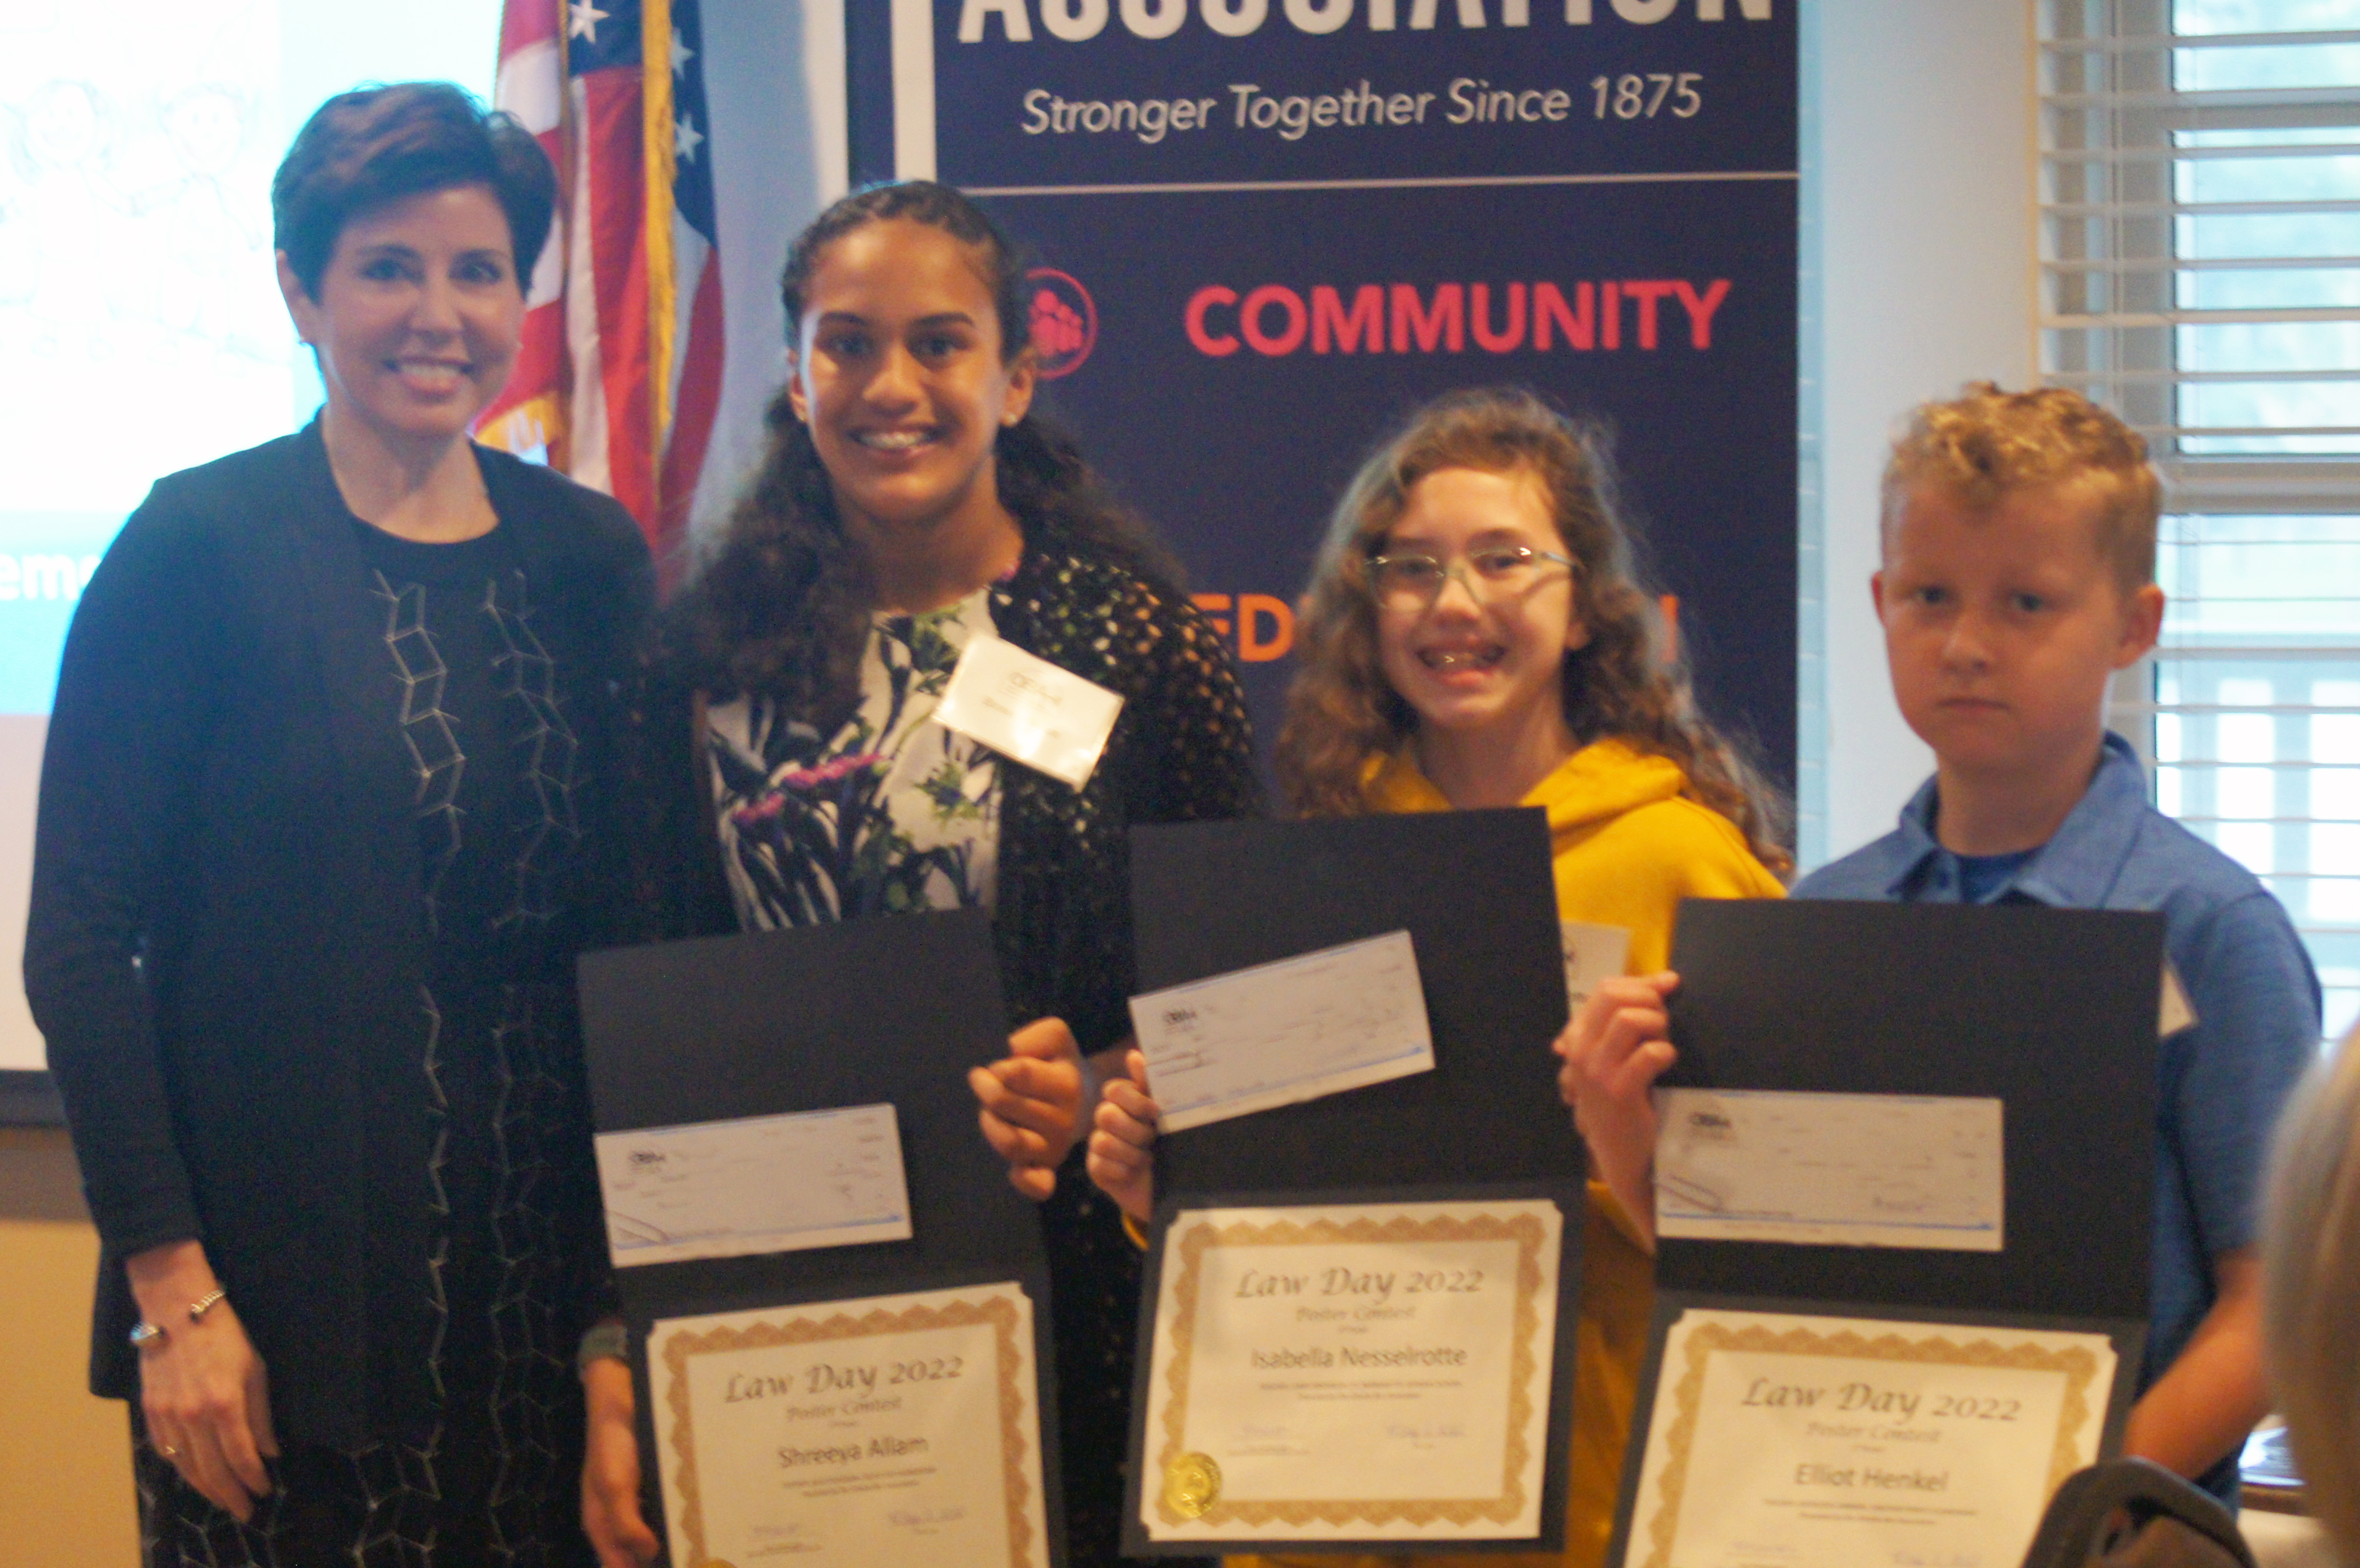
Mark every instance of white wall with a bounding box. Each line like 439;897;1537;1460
0;718;42;1070
1813;0;2038;860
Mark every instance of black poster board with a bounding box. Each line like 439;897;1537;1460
577;908;1064;1563
1659;899;2162;1318
1604;899;2167;1568
1132;809;1577;1197
1120;811;1584;1555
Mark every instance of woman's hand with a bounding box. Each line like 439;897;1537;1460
970;1018;1089;1200
125;1240;277;1522
1556;971;1682;1250
581;1355;659;1568
1086;1049;1161;1226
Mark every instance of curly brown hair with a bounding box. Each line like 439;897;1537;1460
1274;387;1791;871
668;181;1179;723
1881;382;2162;592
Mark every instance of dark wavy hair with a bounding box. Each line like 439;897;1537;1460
670;181;1178;720
1275;388;1791;872
272;82;556;298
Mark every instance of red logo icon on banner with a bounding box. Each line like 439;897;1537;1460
1027;269;1097;379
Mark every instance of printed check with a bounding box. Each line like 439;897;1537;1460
1129;930;1436;1133
1655;1089;2004;1250
595;1103;914;1267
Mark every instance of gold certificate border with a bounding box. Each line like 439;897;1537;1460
1153;1208;1557;1531
1636;1315;2108;1568
657;1286;1039;1568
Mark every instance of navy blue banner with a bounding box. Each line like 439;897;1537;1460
877;0;1796;783
930;1;1793;185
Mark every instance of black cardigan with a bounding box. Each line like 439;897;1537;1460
25;424;652;1446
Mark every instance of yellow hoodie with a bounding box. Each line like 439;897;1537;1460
1237;738;1783;1568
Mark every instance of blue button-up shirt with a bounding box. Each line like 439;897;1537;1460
1796;733;2320;1499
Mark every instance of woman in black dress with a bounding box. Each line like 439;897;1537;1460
26;84;650;1567
593;181;1255;1566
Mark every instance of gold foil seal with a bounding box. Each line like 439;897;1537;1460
1163;1452;1222;1519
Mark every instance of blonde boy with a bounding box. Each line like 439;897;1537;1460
1564;384;2319;1502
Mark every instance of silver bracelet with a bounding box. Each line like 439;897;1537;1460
578;1320;629;1372
129;1287;231;1350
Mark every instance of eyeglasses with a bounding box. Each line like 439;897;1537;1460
1365;545;1574;612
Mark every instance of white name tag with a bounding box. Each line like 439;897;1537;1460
1560;919;1632;1014
933;635;1125;791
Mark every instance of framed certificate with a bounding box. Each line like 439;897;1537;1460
1128;1194;1573;1553
650;1280;1053;1568
580;911;1069;1565
1614;1304;2130;1568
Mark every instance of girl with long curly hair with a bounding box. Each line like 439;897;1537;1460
1087;386;1787;1568
590;182;1254;1568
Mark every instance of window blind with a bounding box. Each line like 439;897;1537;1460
2040;0;2360;1041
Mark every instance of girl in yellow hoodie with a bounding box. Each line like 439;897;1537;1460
1088;387;1788;1568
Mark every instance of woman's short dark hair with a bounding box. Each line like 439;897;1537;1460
272;82;556;299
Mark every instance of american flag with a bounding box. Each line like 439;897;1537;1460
477;0;723;579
